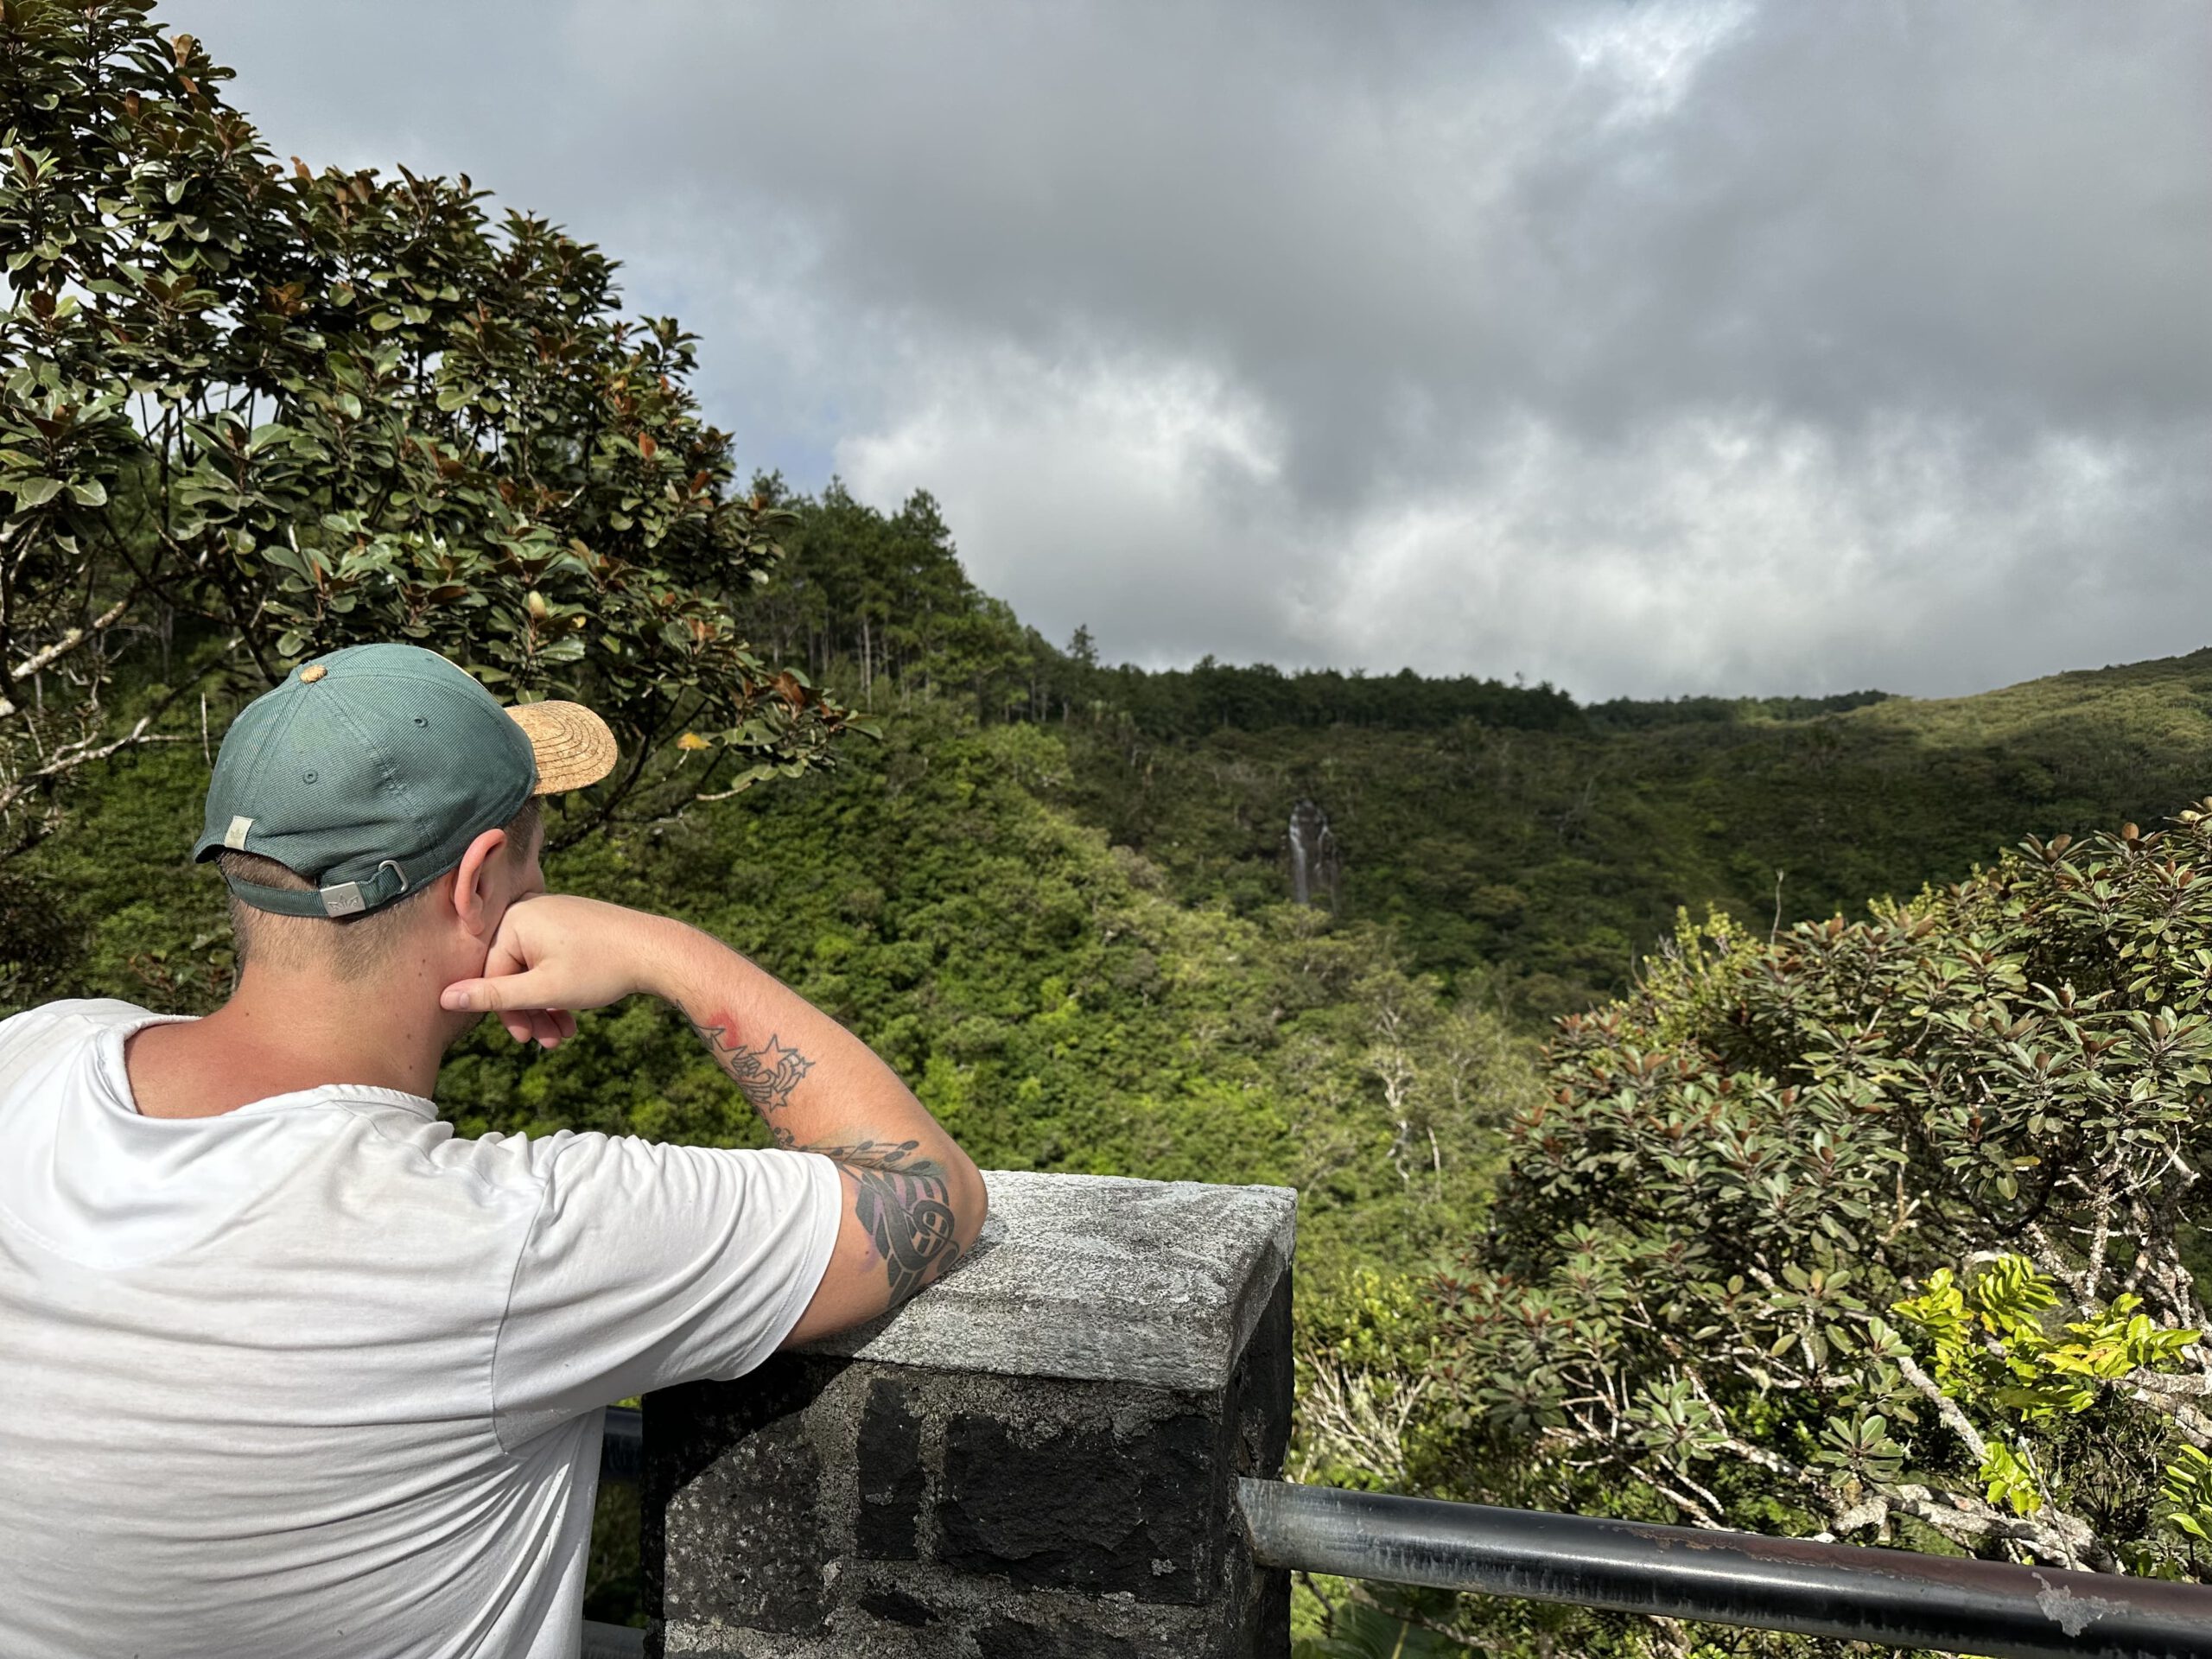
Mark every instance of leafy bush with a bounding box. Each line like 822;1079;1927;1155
0;0;855;894
1428;812;2212;1581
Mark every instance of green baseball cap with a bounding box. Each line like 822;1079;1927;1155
193;643;617;919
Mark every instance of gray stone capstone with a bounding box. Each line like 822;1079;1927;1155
802;1171;1295;1392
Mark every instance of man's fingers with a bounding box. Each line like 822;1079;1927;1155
442;970;559;1013
445;969;582;1053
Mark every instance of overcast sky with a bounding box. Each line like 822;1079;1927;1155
198;0;2209;700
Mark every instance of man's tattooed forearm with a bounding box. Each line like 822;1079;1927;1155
684;1010;965;1302
783;1135;964;1303
685;1012;815;1116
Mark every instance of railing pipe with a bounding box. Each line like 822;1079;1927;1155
1236;1478;2212;1659
580;1619;643;1658
585;1410;646;1657
601;1404;641;1486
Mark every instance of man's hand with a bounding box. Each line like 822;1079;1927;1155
440;894;683;1049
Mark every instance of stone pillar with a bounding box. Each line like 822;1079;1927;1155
645;1171;1295;1658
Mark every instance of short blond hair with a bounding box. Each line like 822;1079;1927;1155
219;799;541;982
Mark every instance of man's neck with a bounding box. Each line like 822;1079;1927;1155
126;963;459;1118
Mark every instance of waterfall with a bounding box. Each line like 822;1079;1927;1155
1288;798;1339;909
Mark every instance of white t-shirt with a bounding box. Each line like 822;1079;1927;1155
0;999;842;1658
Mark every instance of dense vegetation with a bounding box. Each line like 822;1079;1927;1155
1054;660;2212;1026
0;0;853;888
1408;829;2212;1643
738;473;2212;1029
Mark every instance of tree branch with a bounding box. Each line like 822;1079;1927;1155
0;595;133;721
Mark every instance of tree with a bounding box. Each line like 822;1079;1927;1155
0;0;855;878
1428;811;2212;1588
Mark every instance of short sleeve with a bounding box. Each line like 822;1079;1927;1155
0;1000;140;1071
0;1001;164;1116
490;1135;842;1451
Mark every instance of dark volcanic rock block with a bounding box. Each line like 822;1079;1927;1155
855;1379;925;1562
937;1408;1217;1600
973;1612;1146;1659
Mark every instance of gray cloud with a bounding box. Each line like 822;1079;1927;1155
199;0;2211;697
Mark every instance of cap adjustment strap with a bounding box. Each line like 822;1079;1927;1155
221;857;413;919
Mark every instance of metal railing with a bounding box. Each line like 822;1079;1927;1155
582;1408;649;1656
1237;1478;2212;1659
600;1408;2212;1657
579;1618;644;1659
601;1405;642;1485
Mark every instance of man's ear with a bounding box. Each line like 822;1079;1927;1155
448;825;512;938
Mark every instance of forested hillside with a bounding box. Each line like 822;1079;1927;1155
742;477;2212;1020
1061;658;2212;1020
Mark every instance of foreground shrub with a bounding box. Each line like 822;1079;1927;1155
1432;810;2212;1583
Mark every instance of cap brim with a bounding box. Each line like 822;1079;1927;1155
507;700;619;795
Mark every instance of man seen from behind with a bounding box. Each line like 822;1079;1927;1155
0;643;988;1657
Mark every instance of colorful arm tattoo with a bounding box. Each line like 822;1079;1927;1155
685;1011;815;1119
